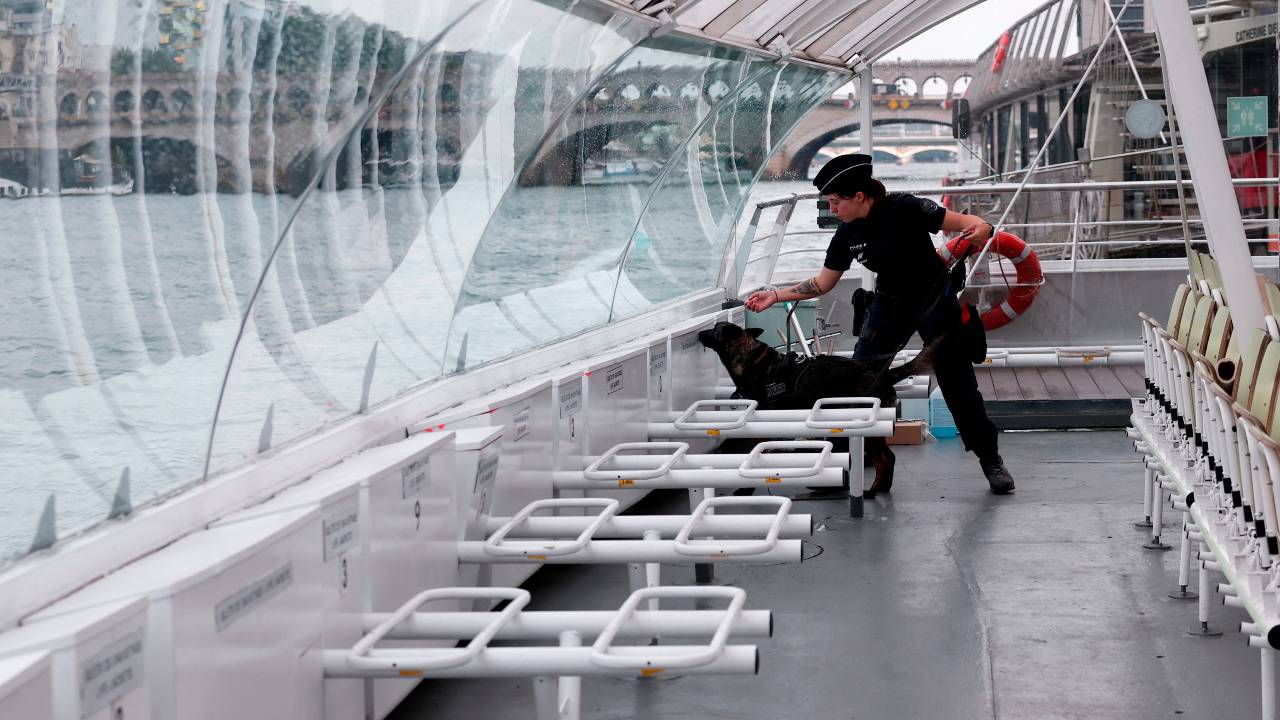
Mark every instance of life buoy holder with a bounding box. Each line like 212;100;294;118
939;230;1042;331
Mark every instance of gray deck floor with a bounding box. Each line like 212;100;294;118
390;430;1261;720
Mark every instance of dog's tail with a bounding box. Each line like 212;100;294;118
884;334;948;386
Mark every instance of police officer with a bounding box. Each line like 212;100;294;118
746;153;1014;494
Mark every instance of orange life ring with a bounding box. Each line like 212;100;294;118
991;31;1011;73
938;230;1041;331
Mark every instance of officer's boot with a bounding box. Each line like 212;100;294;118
979;454;1015;495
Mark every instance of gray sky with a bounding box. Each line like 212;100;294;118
887;0;1049;60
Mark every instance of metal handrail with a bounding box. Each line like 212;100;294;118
346;587;530;673
673;496;792;558
753;177;1280;208
484;498;620;558
739;440;833;479
591;586;746;671
583;442;690;481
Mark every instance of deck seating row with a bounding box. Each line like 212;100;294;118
1133;250;1280;719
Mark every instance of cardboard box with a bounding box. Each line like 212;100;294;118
888;420;926;446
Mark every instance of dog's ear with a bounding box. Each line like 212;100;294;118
746;327;765;339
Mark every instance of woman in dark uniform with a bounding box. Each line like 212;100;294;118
746;153;1014;494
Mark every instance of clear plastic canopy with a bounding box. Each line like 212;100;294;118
623;0;991;68
0;0;845;562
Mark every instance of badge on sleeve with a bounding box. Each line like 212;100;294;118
919;198;939;214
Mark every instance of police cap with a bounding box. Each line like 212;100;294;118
813;153;874;196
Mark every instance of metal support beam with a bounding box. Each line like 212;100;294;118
859;66;873;157
1148;2;1267;336
859;65;876;292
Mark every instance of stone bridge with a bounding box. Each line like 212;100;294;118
0;59;976;192
765;59;975;179
0;69;483;193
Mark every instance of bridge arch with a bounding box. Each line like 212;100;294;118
518;117;682;187
171;89;194;115
953;75;972;96
784;118;952;179
114;90;135;113
920;76;948;100
142;89;166;114
67;135;242;194
85;90;107;115
893;77;917;97
59;92;78;116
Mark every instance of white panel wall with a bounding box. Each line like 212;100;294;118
30;509;324;720
0;599;148;720
582;347;649;510
0;652;51;718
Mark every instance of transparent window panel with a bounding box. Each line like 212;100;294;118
210;0;644;473
614;64;839;317
0;0;480;561
445;35;734;371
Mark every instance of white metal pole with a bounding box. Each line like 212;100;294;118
324;646;759;678
483;515;812;539
1140;457;1154;525
690;486;714;584
1191;541;1221;636
366;609;775;641
1146;468;1170;549
457;540;803;564
553;467;844;490
859;65;877;294
1148;1;1268;335
594;452;852;470
558;631;582;720
644;529;662;612
1171;517;1194;599
850;435;864;518
1264;648;1277;720
533;676;557;720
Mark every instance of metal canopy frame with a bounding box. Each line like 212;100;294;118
601;0;989;68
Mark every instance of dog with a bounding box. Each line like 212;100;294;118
697;321;939;495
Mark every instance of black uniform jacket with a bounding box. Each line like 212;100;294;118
823;193;949;298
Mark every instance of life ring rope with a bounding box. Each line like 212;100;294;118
939;230;1042;331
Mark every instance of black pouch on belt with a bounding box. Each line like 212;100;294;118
960;303;988;364
944;244;988;364
851;287;872;337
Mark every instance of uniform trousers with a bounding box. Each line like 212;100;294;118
853;288;1000;462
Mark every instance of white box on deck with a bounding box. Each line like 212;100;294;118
411;379;553;519
0;599;147;720
413;381;554;591
0;651;52;718
208;431;456;720
451;426;523;590
30;508;323;720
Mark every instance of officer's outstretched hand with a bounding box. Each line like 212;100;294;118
746;290;776;313
960;221;993;245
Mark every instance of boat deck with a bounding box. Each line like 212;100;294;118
977;366;1143;429
390;429;1258;720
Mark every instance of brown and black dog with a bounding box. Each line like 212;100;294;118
698;321;938;495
